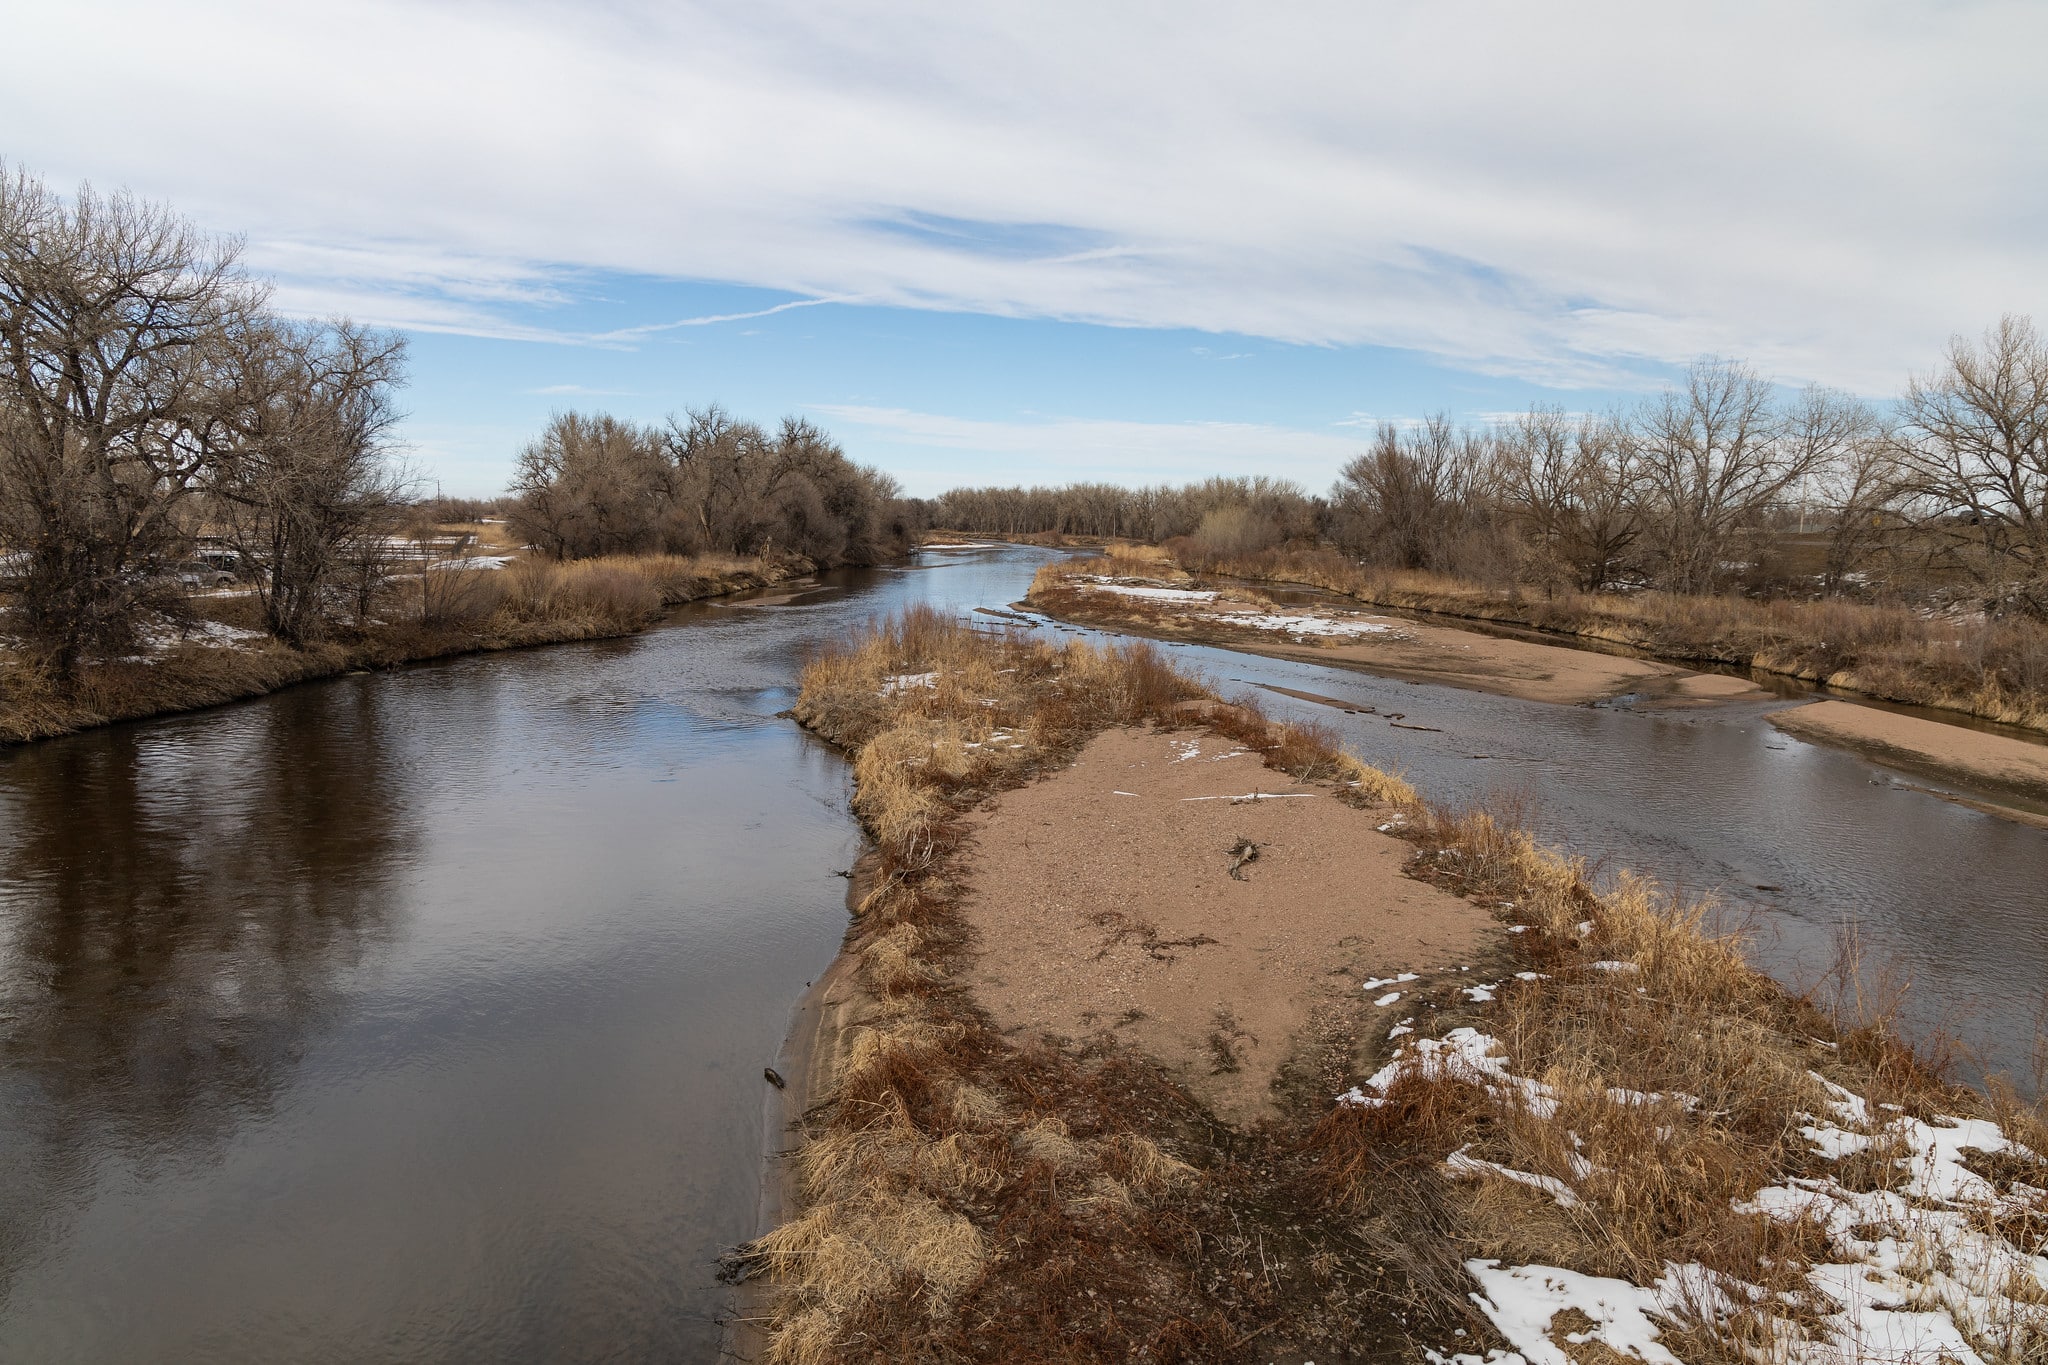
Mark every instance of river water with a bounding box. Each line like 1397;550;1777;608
0;543;2042;1362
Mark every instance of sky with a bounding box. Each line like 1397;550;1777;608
5;1;2044;497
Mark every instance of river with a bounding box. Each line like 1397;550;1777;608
0;542;2042;1362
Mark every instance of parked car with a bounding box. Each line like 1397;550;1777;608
171;560;238;590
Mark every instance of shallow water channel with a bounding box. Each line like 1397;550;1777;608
0;543;2043;1362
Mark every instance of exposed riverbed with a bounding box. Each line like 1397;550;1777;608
0;543;2042;1362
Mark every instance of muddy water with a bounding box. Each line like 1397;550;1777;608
0;550;1028;1363
2;545;2044;1363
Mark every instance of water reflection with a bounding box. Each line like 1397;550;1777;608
0;687;413;1288
0;543;2041;1363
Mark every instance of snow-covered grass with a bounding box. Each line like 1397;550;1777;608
1039;562;1407;643
1360;1021;2046;1362
1311;799;2048;1363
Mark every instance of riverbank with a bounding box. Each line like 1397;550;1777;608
734;607;2047;1363
1772;701;2048;814
0;552;813;745
1023;547;1771;709
1147;542;2048;736
1028;549;2048;820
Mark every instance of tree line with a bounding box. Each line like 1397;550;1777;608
0;165;409;677
925;322;2048;617
507;407;909;566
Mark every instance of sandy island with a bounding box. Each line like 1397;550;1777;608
960;726;1494;1125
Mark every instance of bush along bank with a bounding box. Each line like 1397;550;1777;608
0;552;811;744
730;605;2048;1364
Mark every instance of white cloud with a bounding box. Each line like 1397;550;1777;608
5;1;2044;392
813;404;1366;493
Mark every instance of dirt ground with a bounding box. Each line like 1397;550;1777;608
957;726;1498;1125
1771;698;2048;808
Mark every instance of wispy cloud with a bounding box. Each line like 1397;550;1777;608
7;2;2043;392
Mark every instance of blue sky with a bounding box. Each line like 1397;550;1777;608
7;2;2045;497
396;278;1667;497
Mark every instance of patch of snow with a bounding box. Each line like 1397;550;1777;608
1361;973;1421;991
1228;610;1397;637
1464;983;1498;1003
1588;960;1640;974
1338;1028;1558;1121
1112;790;1138;797
1446;1146;1582;1209
1389;1018;1416;1039
1082;581;1219;603
1168;739;1203;763
428;555;510;571
879;672;938;696
1373;991;1404;1008
1465;1260;1686;1365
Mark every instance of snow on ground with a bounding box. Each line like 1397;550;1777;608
429;555;511;571
1226;609;1396;637
879;672;938;696
1362;1029;2048;1363
1083;582;1220;603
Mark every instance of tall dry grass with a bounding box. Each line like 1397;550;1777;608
746;606;1416;1362
0;551;808;744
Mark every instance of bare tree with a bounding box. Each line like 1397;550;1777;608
211;319;410;646
508;411;669;559
1808;414;1900;595
1896;315;2048;616
1330;415;1494;572
1496;406;1644;591
1633;361;1833;593
0;164;263;678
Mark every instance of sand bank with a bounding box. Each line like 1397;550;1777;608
960;726;1494;1124
1771;699;2048;808
1027;572;1774;708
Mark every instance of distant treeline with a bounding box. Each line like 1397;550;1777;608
924;330;2048;616
507;408;911;566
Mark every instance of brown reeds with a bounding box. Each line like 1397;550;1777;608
750;606;1425;1362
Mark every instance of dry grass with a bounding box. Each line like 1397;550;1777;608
0;551;808;744
748;606;1416;1362
1171;543;2048;733
760;605;2047;1362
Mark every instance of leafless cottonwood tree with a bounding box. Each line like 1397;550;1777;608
1495;406;1644;591
1330;415;1495;572
509;405;903;566
1632;361;1864;593
1896;315;2048;616
210;319;410;646
0;164;263;677
508;411;670;559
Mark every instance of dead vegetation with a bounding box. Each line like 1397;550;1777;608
1164;541;2048;733
0;551;807;744
748;604;2047;1363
